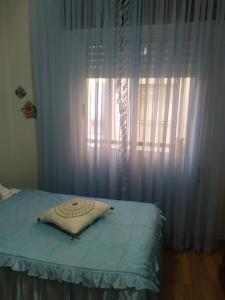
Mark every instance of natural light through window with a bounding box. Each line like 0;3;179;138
87;77;193;153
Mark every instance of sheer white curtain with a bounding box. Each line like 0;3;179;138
31;0;225;251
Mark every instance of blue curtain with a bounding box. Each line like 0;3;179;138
31;0;225;252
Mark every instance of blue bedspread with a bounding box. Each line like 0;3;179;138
0;189;164;292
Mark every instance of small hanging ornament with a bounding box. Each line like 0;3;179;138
21;101;37;119
15;86;27;99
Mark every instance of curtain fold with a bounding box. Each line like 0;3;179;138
31;0;225;251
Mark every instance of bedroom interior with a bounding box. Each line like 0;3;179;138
0;0;225;299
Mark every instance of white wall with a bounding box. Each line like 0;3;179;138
0;0;38;188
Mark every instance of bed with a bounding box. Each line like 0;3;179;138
0;189;164;300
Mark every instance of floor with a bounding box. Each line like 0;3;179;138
159;248;225;300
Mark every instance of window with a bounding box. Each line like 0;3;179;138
87;77;193;153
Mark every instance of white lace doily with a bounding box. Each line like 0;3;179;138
55;199;95;218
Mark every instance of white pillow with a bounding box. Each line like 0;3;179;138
0;184;20;200
37;197;112;236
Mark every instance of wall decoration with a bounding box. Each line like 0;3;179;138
21;101;37;119
15;86;27;99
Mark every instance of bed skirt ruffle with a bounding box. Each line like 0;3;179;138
0;267;159;300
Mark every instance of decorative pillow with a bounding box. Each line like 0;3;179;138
37;197;112;236
0;184;20;200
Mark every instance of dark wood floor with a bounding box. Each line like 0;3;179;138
159;248;225;300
